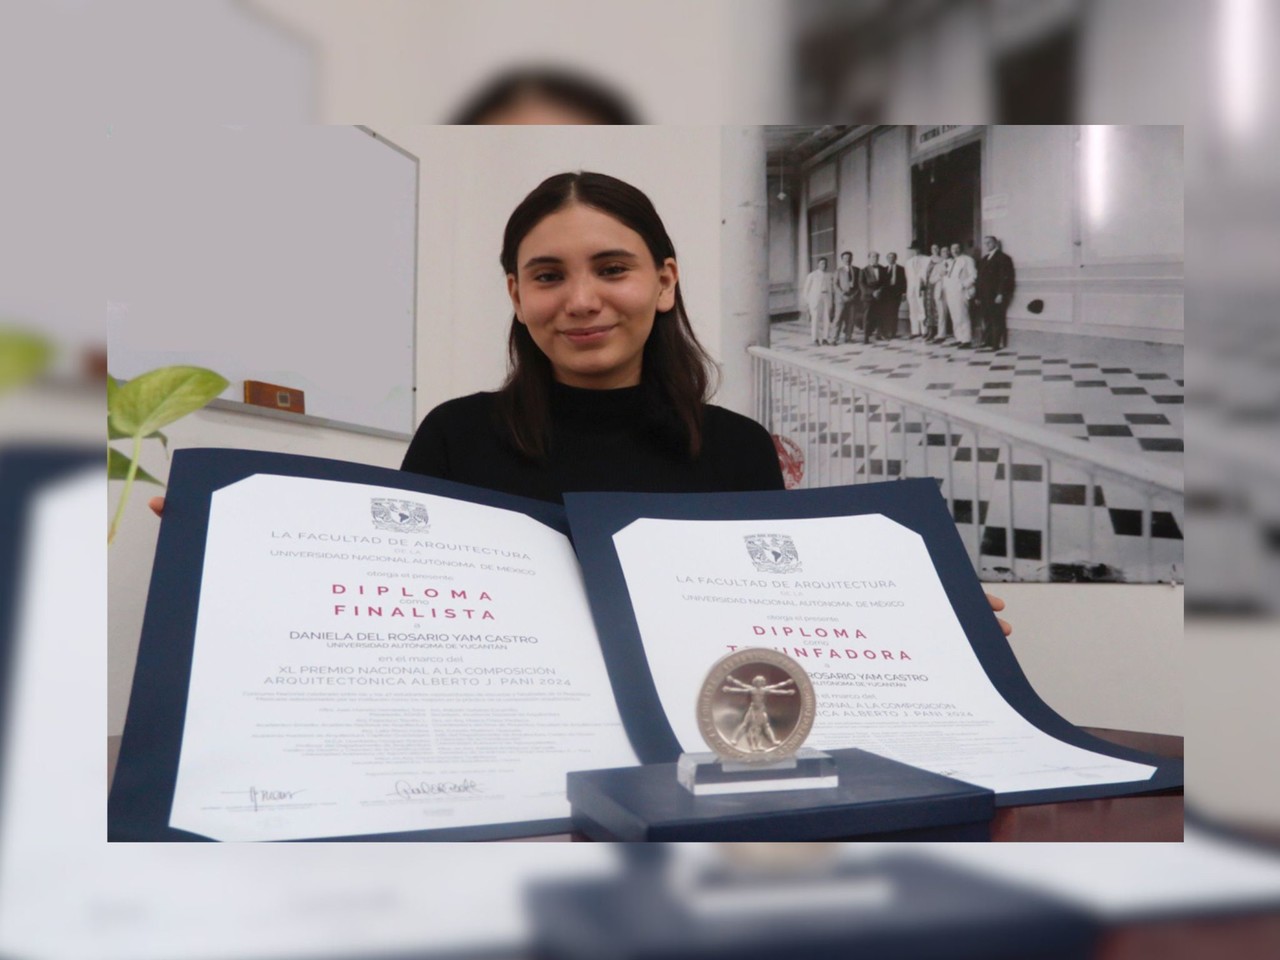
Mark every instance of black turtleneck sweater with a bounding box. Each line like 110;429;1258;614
401;382;785;504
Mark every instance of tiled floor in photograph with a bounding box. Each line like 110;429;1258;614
763;320;1184;582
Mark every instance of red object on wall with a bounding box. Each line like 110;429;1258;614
244;380;305;414
772;434;804;489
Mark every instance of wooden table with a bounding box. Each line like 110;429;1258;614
991;727;1183;842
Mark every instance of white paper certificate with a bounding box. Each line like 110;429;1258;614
613;514;1154;795
169;474;637;841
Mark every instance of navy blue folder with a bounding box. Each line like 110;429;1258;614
108;447;577;842
563;480;1183;807
568;748;994;842
527;851;1101;960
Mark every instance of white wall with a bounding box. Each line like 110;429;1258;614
767;190;797;313
778;128;911;291
1185;618;1280;824
984;125;1076;267
1000;583;1182;736
1079;125;1184;262
106;126;419;436
983;124;1184;343
718;126;771;418
868;126;912;258
836;141;870;260
806;159;836;202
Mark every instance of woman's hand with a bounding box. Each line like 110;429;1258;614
149;496;165;517
986;593;1011;637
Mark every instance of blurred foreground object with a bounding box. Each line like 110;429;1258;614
717;841;839;870
2;1;1208;124
252;0;720;123
0;450;105;960
529;838;1280;960
778;0;1192;123
1182;0;1280;614
242;0;1198;124
529;848;1102;960
449;66;638;124
1180;0;1280;854
0;327;53;395
0;0;316;122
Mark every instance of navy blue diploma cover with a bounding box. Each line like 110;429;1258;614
108;448;575;842
563;479;1182;808
568;748;995;842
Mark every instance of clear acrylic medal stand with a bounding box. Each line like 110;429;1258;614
677;748;838;796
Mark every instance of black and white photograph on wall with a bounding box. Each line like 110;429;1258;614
750;125;1183;584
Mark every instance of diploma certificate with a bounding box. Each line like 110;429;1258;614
151;462;635;841
565;481;1177;805
611;513;1153;794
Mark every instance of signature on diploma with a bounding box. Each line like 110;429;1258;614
391;779;483;800
246;786;305;812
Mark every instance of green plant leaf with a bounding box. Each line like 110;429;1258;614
0;327;54;393
109;366;229;437
107;418;167;446
106;378;129;438
107;446;164;485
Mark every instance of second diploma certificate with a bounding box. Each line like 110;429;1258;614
565;482;1175;805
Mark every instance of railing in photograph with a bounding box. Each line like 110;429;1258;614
748;345;1184;583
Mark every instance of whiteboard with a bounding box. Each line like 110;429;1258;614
106;126;417;437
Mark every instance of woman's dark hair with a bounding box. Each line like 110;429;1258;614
496;171;715;461
450;68;638;125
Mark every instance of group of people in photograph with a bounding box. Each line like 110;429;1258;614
804;236;1015;352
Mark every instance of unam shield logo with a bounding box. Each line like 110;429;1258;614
371;498;430;534
745;534;801;574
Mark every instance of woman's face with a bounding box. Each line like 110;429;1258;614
508;202;678;389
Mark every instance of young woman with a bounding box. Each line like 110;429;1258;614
400;171;785;503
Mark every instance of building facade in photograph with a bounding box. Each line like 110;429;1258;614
753;125;1183;584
